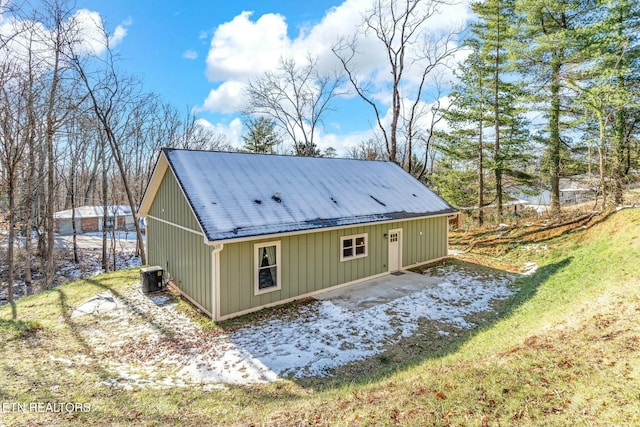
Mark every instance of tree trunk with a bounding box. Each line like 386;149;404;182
105;126;147;265
24;132;36;293
102;145;109;272
478;114;485;227
598;116;608;210
7;179;15;314
70;162;79;264
613;76;625;206
549;55;562;215
494;15;502;217
73;57;147;266
44;43;62;290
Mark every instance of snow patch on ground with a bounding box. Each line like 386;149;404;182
83;231;145;242
230;267;514;379
0;247;141;305
71;291;119;318
78;262;517;389
521;262;539;276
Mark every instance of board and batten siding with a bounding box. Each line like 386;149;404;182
218;215;448;318
147;170;212;315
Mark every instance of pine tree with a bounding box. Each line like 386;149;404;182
597;0;640;205
472;0;533;217
296;142;321;157
241;116;280;154
440;49;492;224
442;0;533;223
514;0;595;214
570;0;639;207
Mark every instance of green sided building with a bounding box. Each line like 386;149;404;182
138;148;457;321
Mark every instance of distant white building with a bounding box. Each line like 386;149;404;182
559;176;598;205
54;205;135;235
512;175;599;213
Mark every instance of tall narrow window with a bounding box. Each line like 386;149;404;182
255;241;281;294
340;233;368;261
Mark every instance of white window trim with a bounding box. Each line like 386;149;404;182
340;233;368;262
254;241;282;295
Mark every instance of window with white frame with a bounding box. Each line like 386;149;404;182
255;241;281;294
340;233;368;261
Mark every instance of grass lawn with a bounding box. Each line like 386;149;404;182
1;209;639;426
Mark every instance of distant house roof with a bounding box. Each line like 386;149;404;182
139;148;457;242
458;196;531;211
54;205;132;220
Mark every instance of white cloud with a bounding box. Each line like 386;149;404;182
197;117;244;149
202;1;372;84
109;23;127;48
316;128;376;156
73;9;128;55
199;81;247;114
198;0;473;144
205;11;290;81
292;0;379;73
183;49;198;60
0;8;129;69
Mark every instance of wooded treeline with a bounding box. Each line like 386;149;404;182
436;0;640;224
1;0;640;304
241;0;640;221
0;0;228;307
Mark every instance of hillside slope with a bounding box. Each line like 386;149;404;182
0;209;639;426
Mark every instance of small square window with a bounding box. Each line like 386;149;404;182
340;234;367;261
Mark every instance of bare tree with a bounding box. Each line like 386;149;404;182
61;108;93;264
0;60;29;314
71;62;148;265
412;85;447;180
244;55;345;156
37;0;84;289
124;100;229;204
18;22;47;296
346;138;386;160
70;22;153;264
333;0;459;168
178;109;229;151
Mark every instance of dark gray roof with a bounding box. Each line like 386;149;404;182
163;148;456;241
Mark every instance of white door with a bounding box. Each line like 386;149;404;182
388;228;402;272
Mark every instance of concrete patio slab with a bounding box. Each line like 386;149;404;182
315;270;443;312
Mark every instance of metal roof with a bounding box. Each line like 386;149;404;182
158;148;456;242
54;205;133;220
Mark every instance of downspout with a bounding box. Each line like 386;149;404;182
207;241;224;321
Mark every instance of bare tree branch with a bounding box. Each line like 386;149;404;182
333;0;460;169
243;55;345;156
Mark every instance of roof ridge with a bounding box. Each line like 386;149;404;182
161;147;392;164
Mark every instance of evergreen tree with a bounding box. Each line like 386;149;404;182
440;49;492;224
296;142;322;157
595;0;640;204
241;116;280;154
472;0;507;216
514;0;595;214
323;147;337;158
442;0;533;223
570;0;640;207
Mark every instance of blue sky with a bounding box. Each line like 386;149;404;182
69;0;472;153
75;0;341;114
